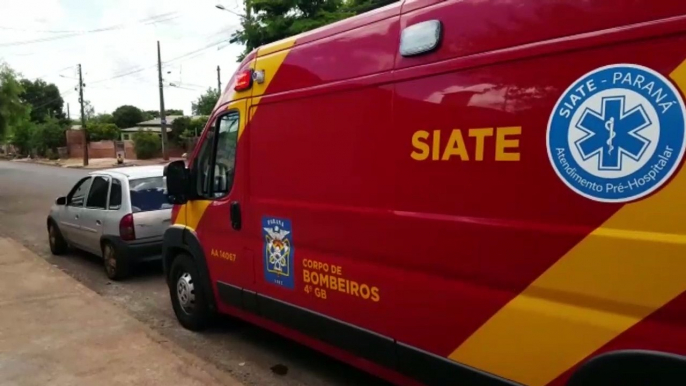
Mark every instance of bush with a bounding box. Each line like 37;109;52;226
10;120;37;157
132;130;161;159
44;148;59;160
34;118;67;156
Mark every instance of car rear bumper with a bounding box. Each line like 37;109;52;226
107;237;163;262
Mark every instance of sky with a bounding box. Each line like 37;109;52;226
0;0;246;117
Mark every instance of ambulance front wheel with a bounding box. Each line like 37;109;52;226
169;253;214;331
567;350;686;386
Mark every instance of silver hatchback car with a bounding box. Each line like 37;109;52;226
47;165;172;280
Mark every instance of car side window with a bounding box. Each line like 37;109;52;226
86;176;109;209
67;177;92;207
195;111;239;199
109;179;122;210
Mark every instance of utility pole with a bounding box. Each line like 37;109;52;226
217;65;222;93
78;64;88;166
67;103;70;121
157;41;169;161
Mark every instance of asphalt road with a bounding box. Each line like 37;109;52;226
0;160;391;386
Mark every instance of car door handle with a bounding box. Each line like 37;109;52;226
75;215;79;220
230;201;241;231
96;220;102;226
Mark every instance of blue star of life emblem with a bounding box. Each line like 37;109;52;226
575;96;651;171
547;64;686;203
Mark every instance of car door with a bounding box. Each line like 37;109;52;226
59;176;92;245
79;175;110;255
189;106;253;288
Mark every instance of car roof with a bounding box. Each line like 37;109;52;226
90;165;165;179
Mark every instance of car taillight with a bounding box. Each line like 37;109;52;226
119;213;136;241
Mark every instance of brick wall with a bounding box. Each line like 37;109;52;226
68;142;116;159
65;130;184;160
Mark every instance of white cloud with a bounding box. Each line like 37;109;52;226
0;0;245;116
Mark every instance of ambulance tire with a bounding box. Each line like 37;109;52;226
169;253;214;331
567;350;686;386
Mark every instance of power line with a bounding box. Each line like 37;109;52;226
0;26;81;34
26;88;77;110
0;13;180;47
34;65;77;81
88;38;231;85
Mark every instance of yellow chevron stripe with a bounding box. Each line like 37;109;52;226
250;36;296;118
174;38;296;229
449;61;686;386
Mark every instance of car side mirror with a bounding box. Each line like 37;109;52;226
56;196;67;205
164;160;189;205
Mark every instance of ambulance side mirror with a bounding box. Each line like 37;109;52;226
164;160;189;205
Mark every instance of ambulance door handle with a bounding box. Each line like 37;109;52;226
230;201;242;231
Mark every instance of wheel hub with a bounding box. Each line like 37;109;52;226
176;272;195;314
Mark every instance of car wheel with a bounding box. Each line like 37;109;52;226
103;242;130;281
169;253;213;331
48;222;68;255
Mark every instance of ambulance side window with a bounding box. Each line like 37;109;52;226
196;124;216;197
195;111;239;199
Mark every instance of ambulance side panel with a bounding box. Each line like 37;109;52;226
206;1;686;385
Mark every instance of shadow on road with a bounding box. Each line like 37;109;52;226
61;249;391;386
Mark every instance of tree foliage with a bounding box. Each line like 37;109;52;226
132;130;161;159
145;110;160;119
34;117;67;156
0;63;30;141
83;100;96;121
144;109;183;120
10;120;35;156
190;116;208;136
91;113;115;125
87;123;120;142
170;116;191;146
112;105;145;128
231;0;397;60
192;88;220;116
19;78;66;124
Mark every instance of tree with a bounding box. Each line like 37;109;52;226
189;116;208;136
230;0;397;60
19;79;66;124
344;0;396;14
33;117;67;156
91;113;114;125
10;120;36;156
192;88;220;116
87;123;120;141
83;100;96;121
145;110;160;119
132;130;161;159
171;116;190;146
0;63;30;141
142;109;182;121
112;105;145;128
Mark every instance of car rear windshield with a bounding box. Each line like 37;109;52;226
129;177;171;213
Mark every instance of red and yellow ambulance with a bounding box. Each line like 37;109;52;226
162;0;686;384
